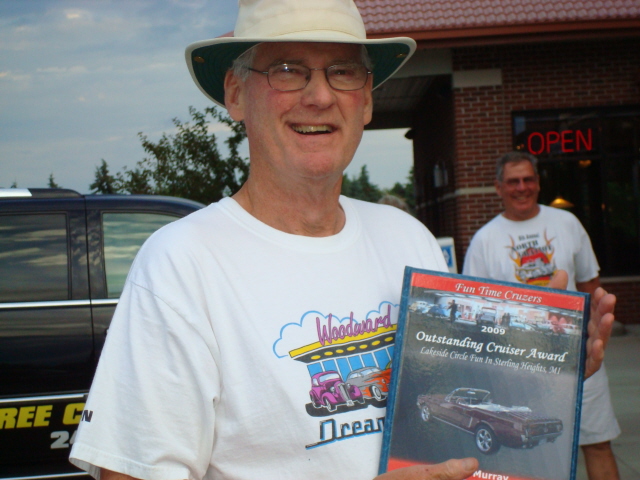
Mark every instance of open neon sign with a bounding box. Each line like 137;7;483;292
527;128;593;155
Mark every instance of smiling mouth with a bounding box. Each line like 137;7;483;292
291;124;334;135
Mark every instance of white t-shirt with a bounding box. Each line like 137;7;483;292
70;196;447;480
463;204;620;445
462;205;599;289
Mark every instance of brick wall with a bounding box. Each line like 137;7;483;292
601;280;640;326
447;36;640;324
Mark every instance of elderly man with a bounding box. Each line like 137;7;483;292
70;2;615;480
463;151;620;480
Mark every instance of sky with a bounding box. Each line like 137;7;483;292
0;0;414;194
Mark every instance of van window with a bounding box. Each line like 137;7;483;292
102;213;179;298
0;214;69;302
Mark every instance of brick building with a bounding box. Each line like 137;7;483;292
355;0;640;325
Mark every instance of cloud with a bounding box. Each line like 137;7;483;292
64;9;91;21
36;66;88;75
0;71;31;82
272;302;399;358
0;0;410;195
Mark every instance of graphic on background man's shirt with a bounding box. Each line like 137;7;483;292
273;302;398;449
507;230;557;286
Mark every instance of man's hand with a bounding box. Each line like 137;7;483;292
549;270;615;380
375;458;479;480
584;287;615;379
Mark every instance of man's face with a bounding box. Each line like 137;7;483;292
225;42;373;186
495;160;541;221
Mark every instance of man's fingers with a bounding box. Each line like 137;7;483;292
584;287;616;379
375;458;479;480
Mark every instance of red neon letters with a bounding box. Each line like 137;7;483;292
527;128;593;155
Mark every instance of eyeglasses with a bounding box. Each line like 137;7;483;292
246;63;371;92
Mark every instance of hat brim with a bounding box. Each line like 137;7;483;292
185;36;416;106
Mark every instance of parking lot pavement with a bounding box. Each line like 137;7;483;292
576;324;640;480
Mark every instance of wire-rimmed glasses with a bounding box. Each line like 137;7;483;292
246;63;371;92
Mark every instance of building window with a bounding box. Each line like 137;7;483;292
513;106;640;277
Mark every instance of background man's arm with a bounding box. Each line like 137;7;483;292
576;276;600;296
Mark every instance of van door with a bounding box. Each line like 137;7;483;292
0;199;93;477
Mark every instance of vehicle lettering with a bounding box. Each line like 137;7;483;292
50;430;77;449
63;403;86;425
0;405;53;429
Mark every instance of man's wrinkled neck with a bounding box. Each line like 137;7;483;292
232;175;346;237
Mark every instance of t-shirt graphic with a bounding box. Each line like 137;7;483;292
507;230;557;285
273;302;398;448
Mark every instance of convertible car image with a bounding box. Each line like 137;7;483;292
309;371;364;412
416;388;563;454
346;366;391;401
475;307;498;326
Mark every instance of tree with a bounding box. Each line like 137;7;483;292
48;174;61;189
90;159;118;194
134;106;248;204
117;168;152;195
90;106;249;205
341;165;382;202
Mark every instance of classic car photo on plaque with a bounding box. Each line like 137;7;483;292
416;387;563;455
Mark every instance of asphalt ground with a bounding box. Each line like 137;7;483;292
575;323;640;480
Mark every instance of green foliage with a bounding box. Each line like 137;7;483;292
90;159;118;194
87;105;417;213
117;168;153;195
341;164;416;214
90;106;249;204
48;174;61;188
341;165;382;203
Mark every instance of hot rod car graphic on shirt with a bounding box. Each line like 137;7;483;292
416;388;563;454
346;366;391;401
309;371;365;412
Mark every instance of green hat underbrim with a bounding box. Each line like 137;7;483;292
185;37;416;106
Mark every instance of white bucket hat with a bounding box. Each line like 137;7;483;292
185;0;416;106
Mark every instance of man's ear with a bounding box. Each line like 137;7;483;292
224;70;245;121
494;179;502;196
362;77;373;126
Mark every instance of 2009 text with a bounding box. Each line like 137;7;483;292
481;326;505;335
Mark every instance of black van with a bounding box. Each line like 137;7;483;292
0;189;203;480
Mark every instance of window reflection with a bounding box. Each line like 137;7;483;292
0;214;69;302
103;213;179;298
